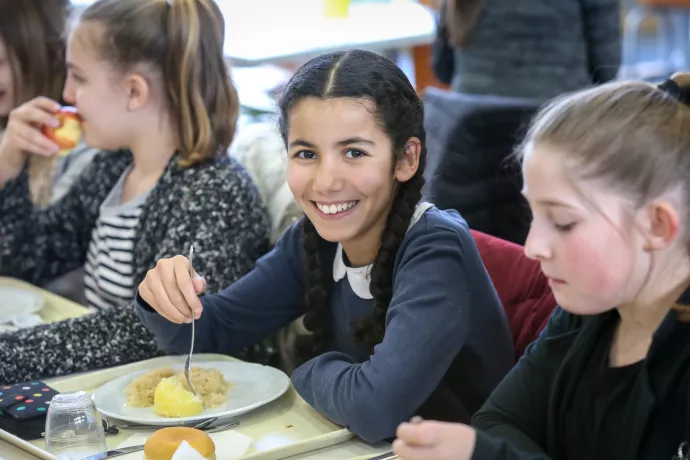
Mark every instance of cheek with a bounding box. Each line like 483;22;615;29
0;66;12;87
286;163;308;198
355;166;395;199
560;230;633;295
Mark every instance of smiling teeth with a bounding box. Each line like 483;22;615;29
316;201;357;215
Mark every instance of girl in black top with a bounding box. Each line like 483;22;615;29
393;74;690;460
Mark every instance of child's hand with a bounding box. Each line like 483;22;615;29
393;420;476;460
0;97;61;185
139;255;206;324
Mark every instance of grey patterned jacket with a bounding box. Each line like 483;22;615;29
0;150;271;383
445;0;621;100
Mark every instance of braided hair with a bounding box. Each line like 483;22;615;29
277;49;428;359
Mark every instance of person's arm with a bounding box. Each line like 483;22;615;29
136;220;307;356
0;305;161;384
432;0;456;85
0;152;119;286
470;308;579;459
0;160;271;383
581;0;621;84
289;226;490;443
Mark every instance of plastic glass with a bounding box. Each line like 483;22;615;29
44;391;107;460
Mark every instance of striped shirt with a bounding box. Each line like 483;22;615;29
84;167;150;310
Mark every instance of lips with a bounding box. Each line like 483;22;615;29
546;276;566;286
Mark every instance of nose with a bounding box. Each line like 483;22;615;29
312;155;343;195
524;224;553;261
62;77;75;105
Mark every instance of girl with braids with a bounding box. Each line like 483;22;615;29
393;74;690;460
137;49;514;443
0;0;270;382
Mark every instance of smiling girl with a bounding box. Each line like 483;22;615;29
136;49;514;443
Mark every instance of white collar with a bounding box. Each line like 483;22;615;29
332;202;433;299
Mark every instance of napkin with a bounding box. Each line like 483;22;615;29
117;428;253;460
172;440;208;460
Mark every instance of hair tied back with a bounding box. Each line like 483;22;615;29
658;79;690;106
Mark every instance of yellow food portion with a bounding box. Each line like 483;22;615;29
125;368;176;407
124;367;230;417
154;376;204;418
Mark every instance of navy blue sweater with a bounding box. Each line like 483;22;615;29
137;206;514;442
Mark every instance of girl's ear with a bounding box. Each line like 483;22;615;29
123;73;150;112
394;137;421;183
638;199;681;252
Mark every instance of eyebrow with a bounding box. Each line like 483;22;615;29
288;136;375;149
66;62;83;72
521;192;577;209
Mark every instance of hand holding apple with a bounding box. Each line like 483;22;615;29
41;106;83;157
0;97;63;187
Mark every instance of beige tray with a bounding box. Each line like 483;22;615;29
0;277;93;323
0;354;353;460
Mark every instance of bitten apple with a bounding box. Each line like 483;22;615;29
42;106;83;157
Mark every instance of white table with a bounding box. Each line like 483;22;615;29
0;437;390;460
70;0;436;66
222;0;436;65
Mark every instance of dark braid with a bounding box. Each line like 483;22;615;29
353;171;425;348
278;49;427;361
295;217;331;358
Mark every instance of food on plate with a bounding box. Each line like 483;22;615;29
41;106;82;157
154;376;203;417
124;367;230;417
125;368;175;407
144;426;216;460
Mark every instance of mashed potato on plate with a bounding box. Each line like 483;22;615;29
124;367;230;417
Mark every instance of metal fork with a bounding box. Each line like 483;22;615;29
184;245;203;407
101;416;218;436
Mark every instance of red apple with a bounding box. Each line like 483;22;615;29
42;106;83;156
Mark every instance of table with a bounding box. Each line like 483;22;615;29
69;0;436;66
0;277;92;324
0;282;391;459
222;0;436;66
0;438;390;460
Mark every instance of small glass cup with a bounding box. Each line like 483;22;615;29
44;391;107;460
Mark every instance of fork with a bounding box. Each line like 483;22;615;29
185;245;203;407
101;416;218;436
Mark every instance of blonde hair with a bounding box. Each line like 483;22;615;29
521;79;690;211
520;77;690;317
80;0;239;166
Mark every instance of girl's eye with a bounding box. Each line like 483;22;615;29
344;149;366;159
295;150;316;160
553;222;576;233
70;71;85;83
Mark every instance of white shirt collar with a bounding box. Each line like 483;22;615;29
333;202;434;299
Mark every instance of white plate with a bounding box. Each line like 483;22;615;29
92;361;290;425
0;287;44;323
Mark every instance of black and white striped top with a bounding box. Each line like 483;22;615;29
0;150;272;382
84;167;150;310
